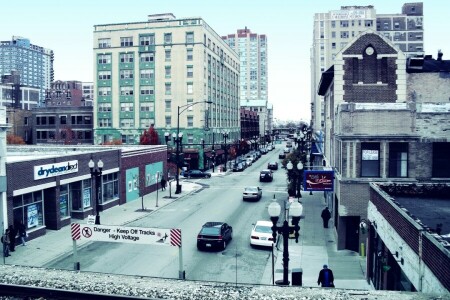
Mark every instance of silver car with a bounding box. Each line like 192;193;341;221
243;186;262;201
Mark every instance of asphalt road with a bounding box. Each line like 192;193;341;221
46;146;289;284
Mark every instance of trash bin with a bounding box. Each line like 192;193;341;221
292;268;303;286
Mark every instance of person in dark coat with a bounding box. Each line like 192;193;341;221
160;176;167;191
2;229;11;257
317;264;334;287
321;207;331;228
8;225;17;252
17;221;27;246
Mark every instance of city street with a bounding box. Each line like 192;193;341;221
46;146;287;284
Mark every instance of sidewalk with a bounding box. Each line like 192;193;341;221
261;191;372;290
3;178;205;267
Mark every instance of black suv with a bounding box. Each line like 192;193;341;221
259;169;273;182
197;222;233;250
268;162;278;170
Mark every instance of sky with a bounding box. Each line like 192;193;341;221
1;0;448;123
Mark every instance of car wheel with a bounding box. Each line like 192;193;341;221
222;240;227;250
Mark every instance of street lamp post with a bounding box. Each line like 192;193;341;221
88;159;104;225
287;160;304;199
223;131;229;171
174;100;212;193
268;196;303;286
172;132;183;194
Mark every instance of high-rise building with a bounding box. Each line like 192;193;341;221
0;36;54;107
93;14;240;169
223;28;270;137
222;28;268;101
311;3;424;132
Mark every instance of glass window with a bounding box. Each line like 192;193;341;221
140;86;154;95
98;71;111;80
165;66;171;78
187;83;193;94
165;83;171;95
98;54;111;64
139;35;155;46
101;173;119;203
120;53;134;63
186;32;194;43
140;53;154;62
13;191;44;230
59;184;69;218
98;38;111;48
389;143;408;178
120;118;134;128
98;87;111;96
165;49;171;61
120;86;134;96
120;70;133;79
187;66;193;78
120;37;133;47
140;69;154;79
164;33;172;44
432;143;450;177
140;102;154;112
187;116;193;127
165;100;171;111
120;103;134;112
361;143;380;177
187;49;193;61
60;115;67;124
165;116;171;127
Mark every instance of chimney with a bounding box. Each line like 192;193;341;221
437;50;443;61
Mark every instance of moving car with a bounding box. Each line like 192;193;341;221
197;222;233;250
279;152;286;159
283;147;290;154
267;162;278;170
259;169;273;182
243;186;262;201
250;220;275;247
183;170;211;178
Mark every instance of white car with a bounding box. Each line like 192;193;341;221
243;186;262;201
250;220;275;247
246;157;253;166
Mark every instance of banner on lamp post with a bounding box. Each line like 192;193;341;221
303;170;334;191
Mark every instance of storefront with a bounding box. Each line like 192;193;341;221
6;148;120;240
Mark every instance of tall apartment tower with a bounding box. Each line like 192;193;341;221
93;13;240;148
311;3;424;132
222;28;268;101
0;36;54;107
222;28;269;137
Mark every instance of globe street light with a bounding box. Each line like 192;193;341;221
88;159;104;225
287;160;304;199
172;132;183;194
268;196;303;285
223;131;229;171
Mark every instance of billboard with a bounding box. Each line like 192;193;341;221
303;171;334;191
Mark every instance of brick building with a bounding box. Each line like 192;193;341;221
317;29;450;262
4;145;166;241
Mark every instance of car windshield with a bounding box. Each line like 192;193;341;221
255;225;272;233
245;187;258;193
200;227;220;235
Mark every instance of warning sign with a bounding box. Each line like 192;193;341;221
72;223;179;246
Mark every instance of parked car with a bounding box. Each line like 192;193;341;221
267;145;273;151
267;162;278;170
259;169;273;182
283;147;290;154
246;157;253;166
279;152;286;159
183;170;211;178
197;222;233;250
232;163;245;172
250;220;275;248
260;148;268;154
243;186;262;201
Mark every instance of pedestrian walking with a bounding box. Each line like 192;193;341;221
160;176;167;191
321;207;331;228
2;229;11;257
317;264;334;287
17;221;27;246
8;225;17;252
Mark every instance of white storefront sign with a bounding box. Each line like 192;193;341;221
34;160;79;180
77;224;172;245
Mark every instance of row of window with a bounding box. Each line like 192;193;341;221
36;130;92;140
97;115;195;129
97;32;194;49
98;102;155;112
36;115;92;125
98;82;194;96
359;142;450;178
98;49;194;65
